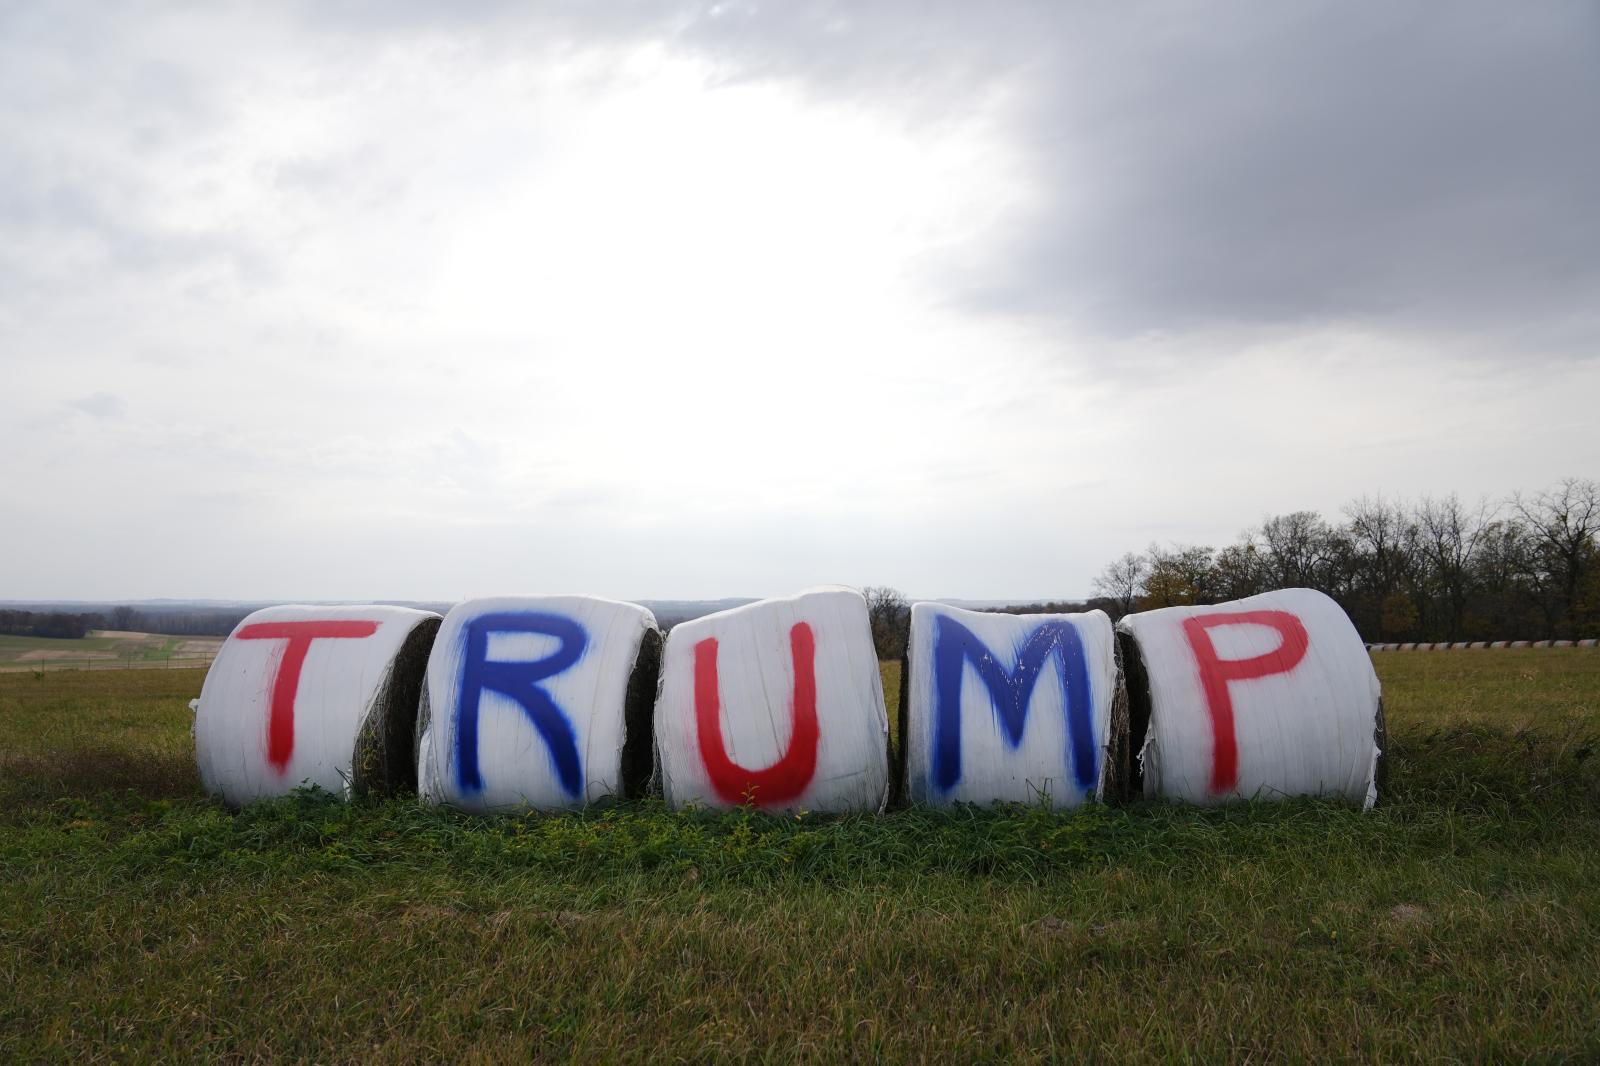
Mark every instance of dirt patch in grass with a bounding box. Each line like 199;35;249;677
16;649;119;661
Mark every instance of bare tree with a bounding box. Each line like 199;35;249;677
1259;511;1337;589
108;605;144;632
1210;539;1268;601
1514;478;1600;638
860;586;911;660
1091;551;1149;617
1344;495;1418;640
1416;494;1493;641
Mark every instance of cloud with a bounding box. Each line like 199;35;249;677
0;2;1596;600
66;392;125;420
663;2;1600;354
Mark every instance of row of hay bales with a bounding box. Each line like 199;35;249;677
194;587;1385;813
1368;639;1598;651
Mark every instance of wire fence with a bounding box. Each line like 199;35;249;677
1368;639;1598;652
0;655;218;674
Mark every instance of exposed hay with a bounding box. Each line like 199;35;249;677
1114;628;1154;802
890;647;910;809
620;626;663;799
1099;637;1133;805
352;616;440;798
1372;697;1389;805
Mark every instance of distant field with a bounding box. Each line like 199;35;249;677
1;651;1597;1061
0;630;221;672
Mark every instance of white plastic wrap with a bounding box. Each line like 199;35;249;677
195;604;440;806
903;603;1118;808
417;596;661;812
654;586;889;813
1118;588;1382;807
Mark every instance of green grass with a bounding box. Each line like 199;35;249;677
2;653;1598;1062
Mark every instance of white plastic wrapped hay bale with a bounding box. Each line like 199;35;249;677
1117;588;1382;808
417;596;661;812
655;587;888;813
195;604;440;806
902;603;1120;808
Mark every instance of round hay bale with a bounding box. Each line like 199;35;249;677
195;605;440;807
901;603;1121;809
1116;588;1382;808
1552;640;1574;648
1400;642;1419;651
654;587;888;813
1510;641;1531;648
416;596;661;812
1491;641;1510;649
1579;638;1598;648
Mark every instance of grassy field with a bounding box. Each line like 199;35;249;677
0;630;221;672
2;652;1598;1061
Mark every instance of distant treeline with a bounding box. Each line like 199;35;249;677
101;606;254;636
0;605;254;639
1089;477;1599;644
0;610;95;639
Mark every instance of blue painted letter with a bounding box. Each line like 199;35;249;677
932;616;1096;793
456;612;587;798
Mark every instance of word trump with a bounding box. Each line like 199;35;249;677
417;596;661;812
1117;588;1383;807
655;587;890;813
904;605;1119;808
193;586;1383;813
195;605;440;806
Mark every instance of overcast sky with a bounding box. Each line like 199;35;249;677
3;2;1597;602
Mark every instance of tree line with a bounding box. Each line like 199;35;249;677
1091;477;1599;643
859;478;1598;657
0;605;255;640
0;610;95;639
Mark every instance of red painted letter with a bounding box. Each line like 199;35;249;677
693;621;819;805
236;620;380;773
1181;610;1310;793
